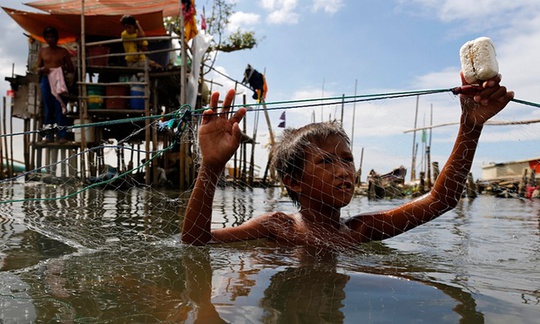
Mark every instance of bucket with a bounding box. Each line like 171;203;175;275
106;85;129;109
87;46;110;66
130;85;145;110
87;85;104;109
74;118;94;143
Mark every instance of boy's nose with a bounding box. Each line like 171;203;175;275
335;162;353;178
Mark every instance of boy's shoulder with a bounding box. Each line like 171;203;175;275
257;211;296;225
255;211;297;234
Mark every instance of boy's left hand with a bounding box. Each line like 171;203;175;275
460;72;515;126
198;89;246;170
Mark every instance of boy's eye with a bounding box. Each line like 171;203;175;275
321;157;334;164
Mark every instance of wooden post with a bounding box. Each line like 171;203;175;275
356;147;364;186
425;145;432;190
10;100;14;178
261;99;276;184
0;97;5;179
432;162;440;182
241;95;247;184
178;3;188;191
340;94;345;124
410;96;419;182
467;172;477;198
152;78;159;186
30;84;38;172
351;79;358;149
247;94;256;186
518;168;528;197
3;96;11;178
79;0;88;181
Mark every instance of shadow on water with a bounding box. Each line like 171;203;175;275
1;237;485;323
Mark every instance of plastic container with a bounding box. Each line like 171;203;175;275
148;40;171;67
74;118;94;143
105;85;129;109
130;85;145;110
87;85;104;109
87;46;110;66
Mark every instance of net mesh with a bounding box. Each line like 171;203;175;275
0;89;539;322
0;88;538;250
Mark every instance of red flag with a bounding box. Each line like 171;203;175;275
200;14;207;30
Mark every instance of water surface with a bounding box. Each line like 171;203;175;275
1;183;539;323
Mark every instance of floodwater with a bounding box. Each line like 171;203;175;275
0;182;539;323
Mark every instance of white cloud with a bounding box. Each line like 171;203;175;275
260;0;300;24
228;11;261;32
312;0;344;14
399;0;540;25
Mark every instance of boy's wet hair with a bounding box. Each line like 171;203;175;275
120;15;137;26
43;26;58;39
272;121;350;206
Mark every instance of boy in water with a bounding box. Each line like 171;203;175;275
182;73;514;247
37;26;75;144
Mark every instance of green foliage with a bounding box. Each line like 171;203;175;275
214;30;258;52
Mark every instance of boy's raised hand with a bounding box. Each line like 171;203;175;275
459;72;514;126
198;89;247;170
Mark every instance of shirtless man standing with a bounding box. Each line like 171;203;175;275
37;26;74;144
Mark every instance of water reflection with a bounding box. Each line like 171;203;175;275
2;243;484;322
17;185;182;249
1;185;539;322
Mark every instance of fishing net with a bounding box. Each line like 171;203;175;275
0;88;539;322
0;87;539;249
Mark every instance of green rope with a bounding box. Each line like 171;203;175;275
0;108;192;204
511;98;540;108
0;139;180;205
2;88;539;139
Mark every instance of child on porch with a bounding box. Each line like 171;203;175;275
120;15;162;70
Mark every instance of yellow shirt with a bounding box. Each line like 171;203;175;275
121;30;148;63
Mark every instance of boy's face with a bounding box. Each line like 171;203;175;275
298;134;356;209
124;24;137;34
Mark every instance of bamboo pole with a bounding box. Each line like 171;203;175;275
410;95;419;182
242;94;247;184
3;96;12;178
0;97;5;179
248;94;258;186
356;147;364;186
350;79;357;149
340;94;345;124
261;98;276;184
178;0;187;191
426;104;433;189
79;0;88;180
10;99;14;178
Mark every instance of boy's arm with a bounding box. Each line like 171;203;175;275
181;89;247;245
136;20;146;37
348;73;514;241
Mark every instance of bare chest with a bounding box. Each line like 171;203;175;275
270;214;364;248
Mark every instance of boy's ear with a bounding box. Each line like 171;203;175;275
282;174;302;193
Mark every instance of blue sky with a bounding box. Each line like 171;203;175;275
1;0;540;181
